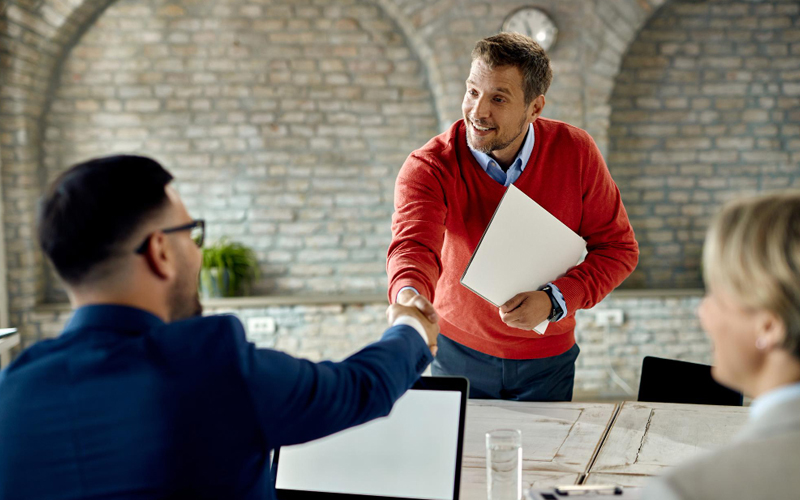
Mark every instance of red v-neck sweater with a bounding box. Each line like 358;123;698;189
388;118;639;359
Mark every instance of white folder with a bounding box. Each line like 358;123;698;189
460;185;586;334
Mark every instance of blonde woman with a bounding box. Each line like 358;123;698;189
644;192;800;499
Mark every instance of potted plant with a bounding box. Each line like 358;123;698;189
200;238;259;298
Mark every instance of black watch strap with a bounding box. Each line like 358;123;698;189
540;285;563;321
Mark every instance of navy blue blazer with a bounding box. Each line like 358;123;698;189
0;305;432;499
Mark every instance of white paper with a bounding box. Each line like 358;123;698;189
460;185;587;334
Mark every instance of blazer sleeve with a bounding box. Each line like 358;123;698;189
226;317;433;449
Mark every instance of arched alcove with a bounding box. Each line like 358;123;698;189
1;0;118;333
41;0;439;300
608;0;800;289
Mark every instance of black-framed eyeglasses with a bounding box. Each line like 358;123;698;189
134;219;205;254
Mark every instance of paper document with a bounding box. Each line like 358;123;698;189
460;185;586;334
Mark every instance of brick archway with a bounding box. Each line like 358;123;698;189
607;0;800;289
0;0;117;333
1;0;443;343
379;0;671;150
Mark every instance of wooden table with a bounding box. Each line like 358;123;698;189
459;400;618;499
458;400;749;497
584;401;749;487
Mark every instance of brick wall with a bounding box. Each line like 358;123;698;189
3;0;667;345
374;0;667;149
609;0;800;288
1;0;118;330
38;0;672;301
42;0;439;300
2;0;796;398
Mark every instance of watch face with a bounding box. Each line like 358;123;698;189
502;8;558;52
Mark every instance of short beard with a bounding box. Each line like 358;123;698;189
168;270;204;322
465;114;529;156
467;131;518;154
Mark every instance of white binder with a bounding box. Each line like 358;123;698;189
460;185;586;334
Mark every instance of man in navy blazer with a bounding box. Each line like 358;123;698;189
0;155;439;500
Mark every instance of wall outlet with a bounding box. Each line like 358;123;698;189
247;316;276;334
596;309;624;327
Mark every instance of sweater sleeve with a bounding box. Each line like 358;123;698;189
552;134;639;314
386;153;448;303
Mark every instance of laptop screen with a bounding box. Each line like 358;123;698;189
273;377;468;500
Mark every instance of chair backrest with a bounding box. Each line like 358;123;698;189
638;356;744;406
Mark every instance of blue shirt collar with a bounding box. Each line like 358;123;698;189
63;304;166;336
749;381;800;422
468;122;535;187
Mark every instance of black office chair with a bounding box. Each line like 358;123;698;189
638;356;743;406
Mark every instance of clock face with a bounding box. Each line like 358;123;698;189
502;7;558;52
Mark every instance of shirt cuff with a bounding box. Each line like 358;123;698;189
548;282;568;321
396;286;420;302
392;315;428;345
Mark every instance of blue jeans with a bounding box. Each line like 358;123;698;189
431;334;579;401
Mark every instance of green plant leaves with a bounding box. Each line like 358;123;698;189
201;238;259;297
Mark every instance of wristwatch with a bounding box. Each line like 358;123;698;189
540;285;563;321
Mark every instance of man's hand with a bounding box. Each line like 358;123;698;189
396;289;438;324
499;291;552;332
386;302;439;356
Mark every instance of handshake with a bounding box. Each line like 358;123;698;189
386;289;440;356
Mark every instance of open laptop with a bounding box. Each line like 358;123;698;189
272;376;469;500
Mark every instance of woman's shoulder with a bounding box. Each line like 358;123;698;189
649;427;800;499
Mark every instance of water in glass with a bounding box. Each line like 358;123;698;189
486;430;522;500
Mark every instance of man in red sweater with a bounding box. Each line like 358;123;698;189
387;33;639;401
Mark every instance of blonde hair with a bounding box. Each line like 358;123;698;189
703;191;800;358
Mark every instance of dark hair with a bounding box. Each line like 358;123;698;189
37;155;174;285
472;32;553;104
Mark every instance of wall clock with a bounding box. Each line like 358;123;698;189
502;7;558;52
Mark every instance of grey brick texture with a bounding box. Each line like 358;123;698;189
41;0;438;300
609;0;800;288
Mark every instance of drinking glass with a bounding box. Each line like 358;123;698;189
486;429;522;500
